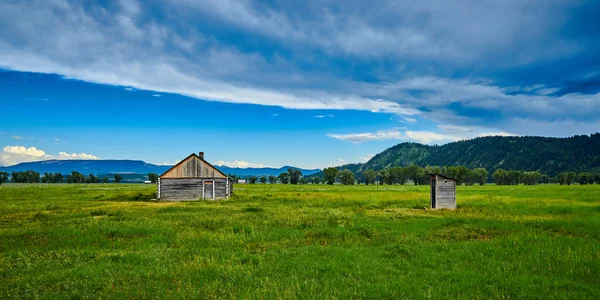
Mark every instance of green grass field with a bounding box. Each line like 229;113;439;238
1;184;599;299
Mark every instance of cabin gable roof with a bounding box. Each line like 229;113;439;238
159;153;228;178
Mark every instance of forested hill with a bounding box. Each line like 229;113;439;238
324;133;600;177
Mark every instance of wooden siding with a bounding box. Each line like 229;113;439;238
160;155;227;179
158;178;229;201
431;175;456;209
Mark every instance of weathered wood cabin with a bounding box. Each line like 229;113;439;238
429;174;457;209
157;152;231;201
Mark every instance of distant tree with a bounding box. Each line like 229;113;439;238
540;174;550;184
248;176;258;184
268;175;277;184
507;170;522;185
415;167;429;185
55;173;64;183
522;171;542;185
565;172;577;185
148;173;158;183
311;177;320;184
323;167;338;185
299;177;308;184
102;177;109;184
404;165;421;185
288;168;302;185
278;172;289;184
362;169;377;185
577;172;594;185
66;171;85;184
389;167;406;185
259;176;267;184
378;169;390;185
493;169;508;185
13;170;41;183
114;174;123;184
338;169;355;185
556;172;567;185
41;172;49;183
425;166;442;176
87;174;97;184
0;172;8;185
595;173;600;185
468;168;488;186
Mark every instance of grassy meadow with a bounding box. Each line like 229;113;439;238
0;183;599;299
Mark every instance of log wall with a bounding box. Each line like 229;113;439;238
158;178;230;201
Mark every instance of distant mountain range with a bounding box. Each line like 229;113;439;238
0;159;320;179
313;133;600;178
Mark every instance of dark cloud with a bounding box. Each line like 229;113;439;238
0;0;598;137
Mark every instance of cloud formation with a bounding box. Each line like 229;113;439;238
0;0;598;137
214;160;270;168
329;125;517;144
0;146;98;166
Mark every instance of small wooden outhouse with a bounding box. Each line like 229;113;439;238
429;174;456;209
157;152;231;201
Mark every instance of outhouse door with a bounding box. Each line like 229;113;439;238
204;181;214;200
431;178;436;209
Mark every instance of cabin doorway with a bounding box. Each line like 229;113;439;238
203;181;214;200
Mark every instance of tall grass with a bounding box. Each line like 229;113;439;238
1;183;599;298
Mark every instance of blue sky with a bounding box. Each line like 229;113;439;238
1;0;599;168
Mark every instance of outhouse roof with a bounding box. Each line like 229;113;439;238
428;173;457;181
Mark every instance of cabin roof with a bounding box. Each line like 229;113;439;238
159;153;228;178
428;173;457;181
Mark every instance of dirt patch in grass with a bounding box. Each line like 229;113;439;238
430;224;507;241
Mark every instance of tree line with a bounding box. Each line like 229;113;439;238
320;165;488;185
0;171;161;184
323;166;600;186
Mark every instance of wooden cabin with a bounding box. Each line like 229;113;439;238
429;174;456;209
157;152;231;201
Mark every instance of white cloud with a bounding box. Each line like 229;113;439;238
314;114;334;118
328;129;462;144
57;152;99;159
0;145;99;166
399;116;416;124
337;159;345;163
359;154;374;162
3;146;46;157
10;136;22;140
124;87;135;91
214;160;270;168
329;124;520;144
152;94;162;97
437;124;478;134
153;161;176;166
270;113;279;117
54;138;60;142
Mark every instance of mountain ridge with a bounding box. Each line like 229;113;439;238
315;133;600;177
0;159;320;178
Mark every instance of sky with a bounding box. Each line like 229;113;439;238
1;0;599;169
